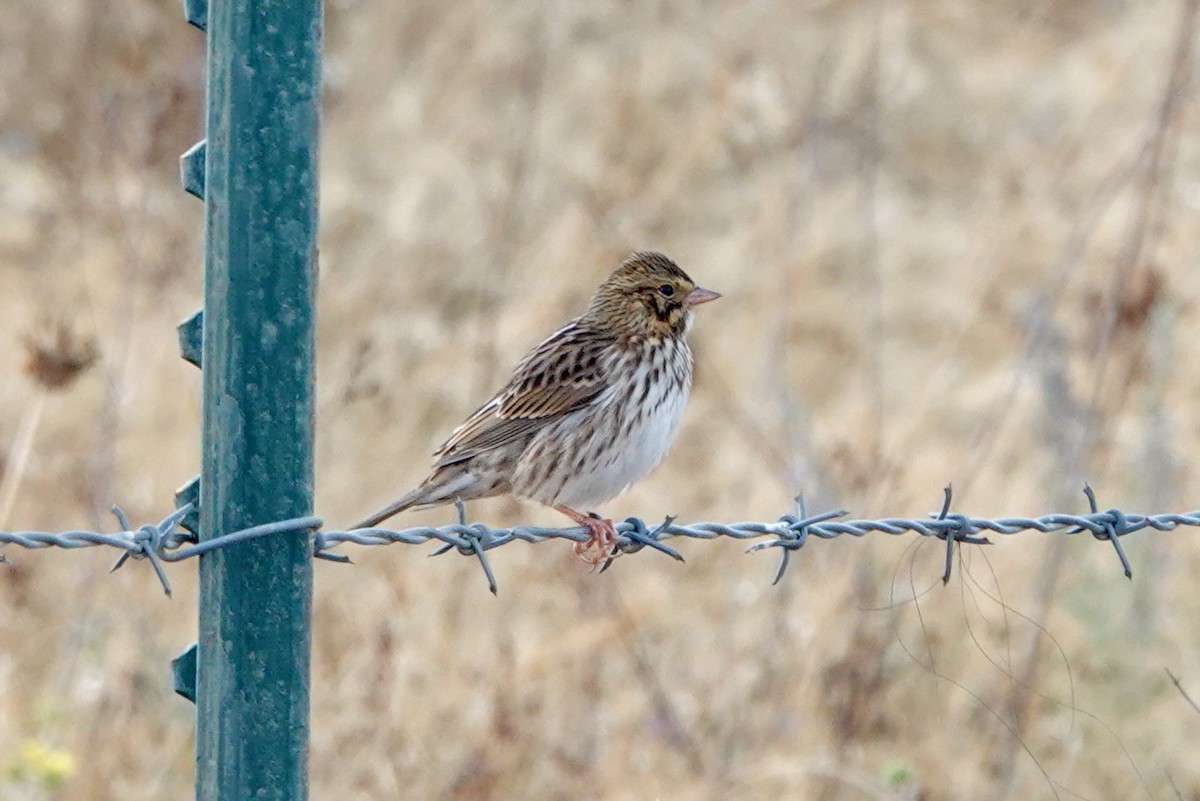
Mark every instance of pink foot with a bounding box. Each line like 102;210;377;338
555;505;620;566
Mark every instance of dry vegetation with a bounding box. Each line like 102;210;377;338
2;0;1200;799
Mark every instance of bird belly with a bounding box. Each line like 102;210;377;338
516;365;689;511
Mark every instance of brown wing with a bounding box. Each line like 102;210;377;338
431;323;615;468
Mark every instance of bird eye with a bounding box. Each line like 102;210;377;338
658;284;675;297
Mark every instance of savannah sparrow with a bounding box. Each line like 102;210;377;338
354;251;719;564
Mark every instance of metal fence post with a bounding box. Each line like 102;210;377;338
175;0;322;799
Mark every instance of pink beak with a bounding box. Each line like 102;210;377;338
685;286;721;307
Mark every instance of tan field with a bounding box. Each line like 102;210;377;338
2;1;1199;799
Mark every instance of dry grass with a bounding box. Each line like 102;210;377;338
2;0;1200;799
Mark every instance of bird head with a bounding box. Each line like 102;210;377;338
582;252;720;337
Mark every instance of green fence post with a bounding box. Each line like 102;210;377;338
176;0;322;798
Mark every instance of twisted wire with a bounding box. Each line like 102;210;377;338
2;486;1196;595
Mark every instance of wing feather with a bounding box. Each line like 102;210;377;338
432;323;615;467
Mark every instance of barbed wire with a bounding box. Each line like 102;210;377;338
1;485;1197;595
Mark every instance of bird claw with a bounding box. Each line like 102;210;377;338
572;513;620;567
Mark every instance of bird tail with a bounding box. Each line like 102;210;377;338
351;488;426;530
350;467;479;529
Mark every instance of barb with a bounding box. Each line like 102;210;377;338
0;504;320;596
2;487;1198;594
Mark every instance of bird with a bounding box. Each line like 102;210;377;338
353;251;719;564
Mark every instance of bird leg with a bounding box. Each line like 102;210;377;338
554;504;620;566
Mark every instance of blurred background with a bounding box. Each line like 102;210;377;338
2;0;1199;798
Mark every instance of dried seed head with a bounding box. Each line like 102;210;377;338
23;323;98;391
